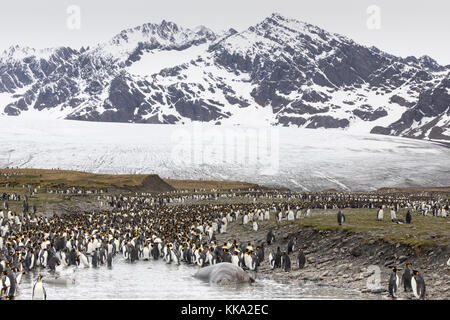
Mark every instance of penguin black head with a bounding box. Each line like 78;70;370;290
392;266;397;272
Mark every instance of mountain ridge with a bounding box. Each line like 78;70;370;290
0;13;448;141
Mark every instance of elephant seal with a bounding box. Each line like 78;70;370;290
193;262;255;285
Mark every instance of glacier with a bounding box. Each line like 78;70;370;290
0;117;448;191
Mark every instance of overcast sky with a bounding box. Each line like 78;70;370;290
0;0;448;64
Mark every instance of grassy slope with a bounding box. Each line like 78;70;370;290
262;208;450;249
377;186;450;195
0;169;261;192
163;178;261;191
0;168;151;190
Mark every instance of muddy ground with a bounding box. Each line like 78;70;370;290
216;216;450;300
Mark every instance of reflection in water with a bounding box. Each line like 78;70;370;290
16;257;378;300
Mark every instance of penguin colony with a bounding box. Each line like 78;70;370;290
388;264;426;300
1;185;448;300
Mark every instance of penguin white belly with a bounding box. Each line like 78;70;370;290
32;282;45;300
244;254;251;269
80;254;89;267
16;272;24;285
158;243;163;256
265;211;270;220
170;250;179;264
143;247;150;260
249;257;256;271
61;252;68;266
42;251;48;267
253;222;258;232
55;263;63;273
162;247;168;261
243;216;249;225
4;276;11;290
391;274;399;297
35;251;42;267
206;252;213;265
195;252;201;266
412;277;419;298
231;255;240;267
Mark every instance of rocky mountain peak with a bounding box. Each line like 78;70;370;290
0;14;448;142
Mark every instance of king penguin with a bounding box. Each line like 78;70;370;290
337;209;345;226
411;270;426;300
402;263;413;292
273;247;281;269
281;252;291;272
388;266;400;298
231;250;240;267
32;275;46;300
91;249;99;268
287;237;296;255
142;245;150;261
269;249;275;269
297;248;306;269
107;252;113;268
266;230;275;245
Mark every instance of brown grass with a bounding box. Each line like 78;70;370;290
261;208;450;249
163;178;261;191
0;168;154;190
0;168;259;192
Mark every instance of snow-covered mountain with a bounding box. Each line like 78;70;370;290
1;13;449;140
